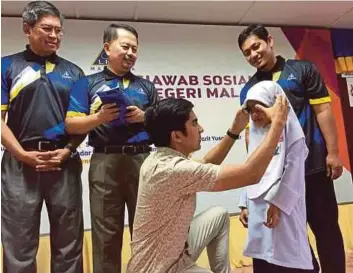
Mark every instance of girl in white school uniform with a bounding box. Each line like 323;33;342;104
239;81;317;273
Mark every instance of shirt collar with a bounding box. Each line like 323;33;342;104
23;44;59;64
156;147;188;159
103;66;134;81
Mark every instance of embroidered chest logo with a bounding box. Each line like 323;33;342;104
62;71;72;79
287;73;297;81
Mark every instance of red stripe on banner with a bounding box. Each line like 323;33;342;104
282;27;351;173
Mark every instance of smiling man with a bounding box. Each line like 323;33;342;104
238;24;345;273
65;23;159;273
1;1;85;273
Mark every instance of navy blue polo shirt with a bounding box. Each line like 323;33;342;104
67;67;158;147
1;45;84;143
240;56;331;175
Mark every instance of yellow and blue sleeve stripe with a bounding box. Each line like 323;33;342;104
1;56;12;109
67;77;90;117
66;111;87;117
309;96;331;105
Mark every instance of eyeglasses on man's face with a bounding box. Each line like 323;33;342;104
34;24;64;37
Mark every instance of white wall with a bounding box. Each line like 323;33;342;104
2;18;352;234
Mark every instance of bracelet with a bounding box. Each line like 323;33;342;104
226;129;239;140
65;143;76;153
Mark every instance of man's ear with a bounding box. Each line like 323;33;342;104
267;35;274;48
23;23;31;37
171;130;183;144
103;42;111;58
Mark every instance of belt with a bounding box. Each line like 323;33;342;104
94;144;151;154
22;140;66;151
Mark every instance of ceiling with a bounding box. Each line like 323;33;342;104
2;1;353;29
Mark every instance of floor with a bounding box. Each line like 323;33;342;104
232;252;353;273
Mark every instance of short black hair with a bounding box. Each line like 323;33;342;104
22;1;63;27
238;24;270;49
103;23;139;43
145;98;194;147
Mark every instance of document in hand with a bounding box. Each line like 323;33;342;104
97;89;132;126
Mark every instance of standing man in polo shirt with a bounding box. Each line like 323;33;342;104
1;1;85;273
65;23;159;273
237;24;345;273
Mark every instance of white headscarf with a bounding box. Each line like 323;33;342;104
244;81;308;199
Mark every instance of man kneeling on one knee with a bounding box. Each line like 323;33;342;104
127;96;289;273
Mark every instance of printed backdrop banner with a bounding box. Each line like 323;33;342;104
2;18;353;234
347;77;353;107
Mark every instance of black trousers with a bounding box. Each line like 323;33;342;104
253;258;318;273
88;152;148;273
1;151;84;273
306;171;346;273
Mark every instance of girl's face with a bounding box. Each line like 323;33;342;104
246;100;271;128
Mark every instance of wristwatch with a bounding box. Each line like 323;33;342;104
226;129;240;140
64;143;77;157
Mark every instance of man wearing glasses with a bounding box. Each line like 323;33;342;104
1;1;85;273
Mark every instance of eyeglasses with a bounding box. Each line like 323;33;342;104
35;24;64;37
